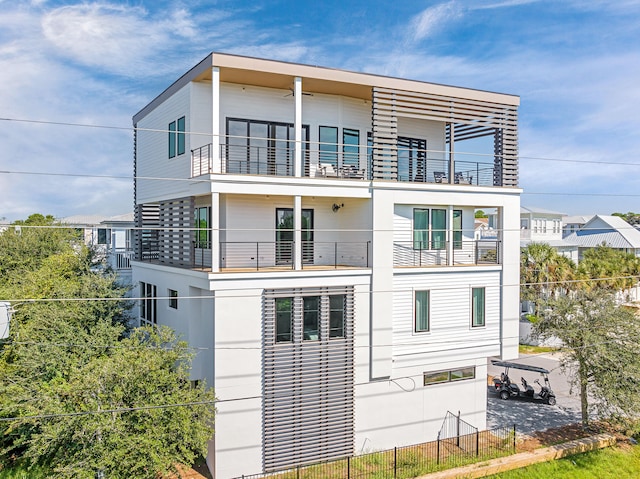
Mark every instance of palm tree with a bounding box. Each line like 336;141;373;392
521;243;577;312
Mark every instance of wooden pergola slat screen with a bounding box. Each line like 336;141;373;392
371;87;518;186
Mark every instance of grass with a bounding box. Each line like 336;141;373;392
485;444;640;478
518;344;557;355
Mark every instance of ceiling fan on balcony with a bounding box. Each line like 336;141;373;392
283;88;313;98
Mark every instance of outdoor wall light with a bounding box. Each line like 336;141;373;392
332;203;344;212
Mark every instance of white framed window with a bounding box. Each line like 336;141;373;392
471;287;485;327
414;290;430;332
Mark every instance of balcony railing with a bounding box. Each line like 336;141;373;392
109;248;134;270
191;140;500;186
394;240;501;267
219;241;370;271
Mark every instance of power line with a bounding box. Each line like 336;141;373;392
2;116;640;168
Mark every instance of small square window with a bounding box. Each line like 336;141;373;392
169;289;178;309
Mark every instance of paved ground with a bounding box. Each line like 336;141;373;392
487;353;582;435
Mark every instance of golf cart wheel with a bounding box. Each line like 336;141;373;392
499;390;510;400
547;396;557;406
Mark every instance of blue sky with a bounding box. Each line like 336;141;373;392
1;0;640;221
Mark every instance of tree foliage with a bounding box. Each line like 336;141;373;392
577;244;640;293
520;243;576;306
612;211;640;225
0;215;215;478
534;291;640;428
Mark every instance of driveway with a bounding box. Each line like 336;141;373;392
487;353;582;435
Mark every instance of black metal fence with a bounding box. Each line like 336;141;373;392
233;420;516;479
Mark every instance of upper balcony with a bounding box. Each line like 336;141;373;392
191;137;503;187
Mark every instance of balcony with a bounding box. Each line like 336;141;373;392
393;240;501;267
139;238;371;273
191;140;501;187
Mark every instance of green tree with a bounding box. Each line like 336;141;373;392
521;243;576;308
0;216;215;478
577;244;640;293
474;210;488;218
612;211;640;225
534;290;640;428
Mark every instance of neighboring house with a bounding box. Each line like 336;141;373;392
60;213;135;285
520;206;578;262
564;214;640;259
562;214;593;238
131;52;521;479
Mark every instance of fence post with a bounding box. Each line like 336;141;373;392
394;447;397;479
513;424;516;451
456;410;460;448
437;435;440;465
347;456;350;479
476;430;479;457
296;465;300;479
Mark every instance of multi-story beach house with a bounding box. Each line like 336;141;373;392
131;52;521;478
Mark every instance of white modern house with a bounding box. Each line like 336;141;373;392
131;53;521;479
520;206;578;262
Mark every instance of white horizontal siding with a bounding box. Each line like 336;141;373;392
220;83;296;127
136;84;192;203
397;117;446;159
393;205;476;243
191;81;214;152
392;270;502;369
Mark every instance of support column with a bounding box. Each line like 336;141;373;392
447;205;454;266
210;192;220;273
294;196;302;270
294;77;302;178
370;189;394;379
211;67;221;174
448;122;455;184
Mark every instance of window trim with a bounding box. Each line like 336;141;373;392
414;290;430;333
471;287;486;328
177;116;185;156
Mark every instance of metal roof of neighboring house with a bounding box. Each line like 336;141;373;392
520;206;566;216
520;239;580;248
564;215;640;249
59;213;134;227
562;214;594;225
59;214;109;226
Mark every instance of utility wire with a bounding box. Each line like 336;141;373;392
2;116;640;168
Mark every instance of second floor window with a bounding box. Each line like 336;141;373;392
169;116;185;158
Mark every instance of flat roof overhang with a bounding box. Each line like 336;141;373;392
134;52;519;124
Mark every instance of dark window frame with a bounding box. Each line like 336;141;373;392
169;289;178;309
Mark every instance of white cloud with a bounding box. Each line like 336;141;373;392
41;4;168;76
471;0;540;10
409;1;464;42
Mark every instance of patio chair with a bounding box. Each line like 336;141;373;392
433;171;447;183
319;163;338;177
